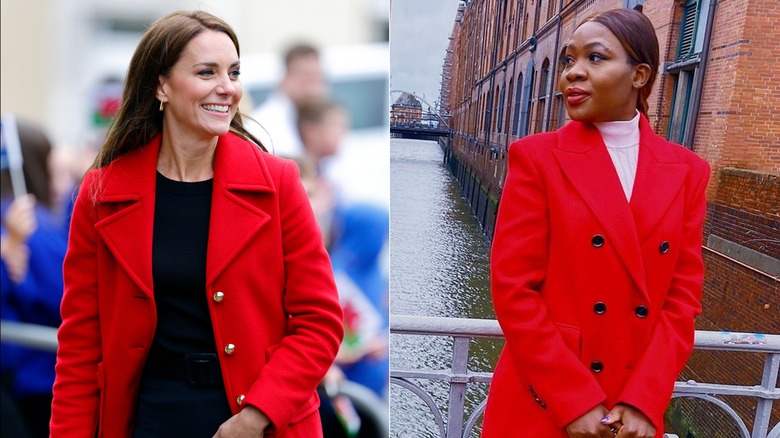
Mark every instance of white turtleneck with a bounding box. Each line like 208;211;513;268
594;111;640;201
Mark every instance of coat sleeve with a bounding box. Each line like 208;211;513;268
50;172;102;437
243;160;344;428
491;141;607;428
617;158;710;429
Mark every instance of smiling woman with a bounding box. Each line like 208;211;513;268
155;29;243;182
49;10;344;438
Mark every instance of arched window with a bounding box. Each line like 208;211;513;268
505;78;513;138
551;49;566;129
512;73;523;135
521;62;535;137
535;58;550;133
485;88;493;135
496;84;504;133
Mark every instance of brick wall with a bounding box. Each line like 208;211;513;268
716;168;779;218
719;0;780;173
706;168;779;263
691;0;780;201
666;249;780;437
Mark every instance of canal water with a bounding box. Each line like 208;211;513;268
389;138;503;437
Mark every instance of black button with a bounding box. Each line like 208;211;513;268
592;234;605;248
537;399;547;409
635;305;649;318
593;302;607;314
528;385;537;396
591;360;604;373
659;241;670;254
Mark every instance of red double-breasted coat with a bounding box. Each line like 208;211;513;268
482;115;709;437
50;132;344;437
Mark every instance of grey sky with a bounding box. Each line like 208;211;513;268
390;0;462;109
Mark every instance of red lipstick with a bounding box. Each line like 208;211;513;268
565;87;590;106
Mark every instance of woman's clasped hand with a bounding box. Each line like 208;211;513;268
566;404;656;438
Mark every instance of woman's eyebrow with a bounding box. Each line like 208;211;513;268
192;61;241;68
564;41;612;53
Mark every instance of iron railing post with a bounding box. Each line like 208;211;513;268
448;336;469;437
753;352;780;438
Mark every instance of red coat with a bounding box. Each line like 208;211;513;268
50;133;344;437
482;115;709;437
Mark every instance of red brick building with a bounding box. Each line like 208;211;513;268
442;0;779;435
391;92;424;125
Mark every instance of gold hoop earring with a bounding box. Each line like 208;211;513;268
159;100;165;112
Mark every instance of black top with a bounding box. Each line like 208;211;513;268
150;171;215;356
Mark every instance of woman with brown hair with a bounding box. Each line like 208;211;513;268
482;8;709;438
50;10;343;438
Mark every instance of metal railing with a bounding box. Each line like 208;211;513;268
390;315;780;438
0;320;390;437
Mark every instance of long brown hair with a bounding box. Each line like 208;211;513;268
93;10;265;170
581;8;660;116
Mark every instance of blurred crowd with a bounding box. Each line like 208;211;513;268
1;116;91;437
1;41;388;437
248;43;389;438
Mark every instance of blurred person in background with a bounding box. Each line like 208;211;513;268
1;118;69;438
249;43;327;157
296;97;349;246
291;155;336;249
297;97;348;173
329;204;389;398
49;10;343;438
294;98;388;436
293;156;353;438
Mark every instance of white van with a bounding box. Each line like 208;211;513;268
240;43;390;207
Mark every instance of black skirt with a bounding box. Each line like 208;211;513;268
132;365;233;437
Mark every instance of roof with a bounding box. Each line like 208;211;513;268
392;92;422;108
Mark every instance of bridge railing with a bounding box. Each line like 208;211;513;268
390;315;780;438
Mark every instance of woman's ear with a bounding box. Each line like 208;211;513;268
632;63;652;89
156;76;168;103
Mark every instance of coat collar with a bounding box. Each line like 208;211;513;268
553;114;687;296
98;132;275;199
94;132;276;297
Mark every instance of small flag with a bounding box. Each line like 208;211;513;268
1;114;27;198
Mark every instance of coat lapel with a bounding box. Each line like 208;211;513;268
206;133;275;286
553;121;646;296
630;118;687;242
94;137;159;298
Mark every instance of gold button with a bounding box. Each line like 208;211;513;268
224;343;236;355
213;291;225;302
236;394;245;405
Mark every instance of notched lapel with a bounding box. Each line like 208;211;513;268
93;141;160;298
206;134;276;286
206;188;272;285
554;123;647;295
95;194;155;297
630;133;687;243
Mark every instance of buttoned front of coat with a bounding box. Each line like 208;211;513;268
482;115;709;437
50;133;344;438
